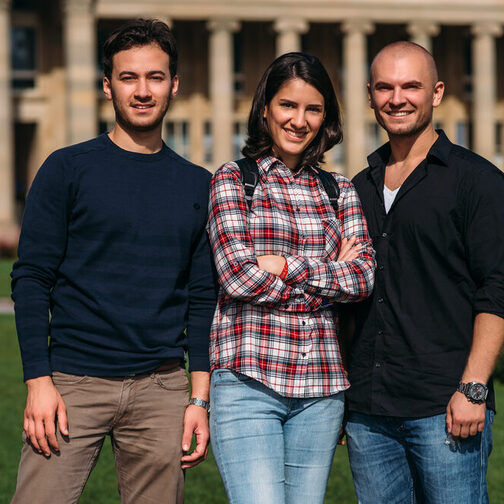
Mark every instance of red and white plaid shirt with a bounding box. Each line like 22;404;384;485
207;156;375;398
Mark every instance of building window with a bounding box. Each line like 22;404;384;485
204;121;213;164
12;0;36;9
233;121;247;159
233;31;245;95
456;121;470;148
366;122;381;154
11;25;36;89
165;121;190;159
330;143;344;169
496;122;503;169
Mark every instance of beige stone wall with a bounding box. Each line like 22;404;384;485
0;0;503;244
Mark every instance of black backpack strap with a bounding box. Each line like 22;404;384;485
315;168;340;215
236;157;259;210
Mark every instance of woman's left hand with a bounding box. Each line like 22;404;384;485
257;255;286;276
337;236;361;262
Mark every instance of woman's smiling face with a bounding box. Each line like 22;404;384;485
263;78;325;170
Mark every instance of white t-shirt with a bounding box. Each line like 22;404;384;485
383;185;400;213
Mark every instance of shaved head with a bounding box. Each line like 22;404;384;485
370;41;439;88
367;40;444;139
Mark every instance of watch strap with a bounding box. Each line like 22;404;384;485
457;381;488;404
188;397;210;412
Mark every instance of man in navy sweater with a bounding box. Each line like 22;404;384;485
11;19;217;504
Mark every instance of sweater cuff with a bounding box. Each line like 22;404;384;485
187;353;210;372
23;362;53;382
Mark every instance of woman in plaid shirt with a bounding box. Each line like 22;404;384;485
207;52;375;504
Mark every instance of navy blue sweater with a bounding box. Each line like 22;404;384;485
12;134;217;381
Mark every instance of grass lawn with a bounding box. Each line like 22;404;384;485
1;314;504;503
0;259;14;298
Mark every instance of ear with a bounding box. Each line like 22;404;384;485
367;83;374;109
263;104;268;119
432;81;444;108
103;77;112;101
170;75;179;98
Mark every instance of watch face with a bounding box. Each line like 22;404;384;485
469;383;487;401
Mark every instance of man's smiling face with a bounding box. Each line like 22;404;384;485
103;43;178;135
368;47;444;139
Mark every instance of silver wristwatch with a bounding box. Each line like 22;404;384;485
457;381;488;404
188;397;210;412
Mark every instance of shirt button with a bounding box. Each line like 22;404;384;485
377;297;384;303
378;265;384;270
378;330;384;335
301;352;307;357
382;232;388;238
375;362;381;368
296;207;300;212
301;321;306;326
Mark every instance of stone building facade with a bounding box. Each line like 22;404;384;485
1;0;504;248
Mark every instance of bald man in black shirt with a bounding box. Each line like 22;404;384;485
345;41;504;504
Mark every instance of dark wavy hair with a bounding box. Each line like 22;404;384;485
102;19;177;79
242;52;343;170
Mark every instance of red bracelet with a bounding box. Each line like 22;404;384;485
279;259;288;280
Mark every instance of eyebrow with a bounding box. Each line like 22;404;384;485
118;70;166;77
373;80;423;88
278;98;324;108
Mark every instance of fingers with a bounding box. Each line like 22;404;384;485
338;236;362;262
23;377;67;457
337;427;346;446
34;416;51;456
181;439;209;469
445;406;452;433
445;397;486;439
181;423;193;453
24;414;41;454
180;406;210;469
44;416;59;453
57;399;69;437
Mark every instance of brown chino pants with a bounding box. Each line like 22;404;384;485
12;366;189;504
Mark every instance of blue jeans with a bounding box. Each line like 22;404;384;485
209;368;345;504
345;410;494;504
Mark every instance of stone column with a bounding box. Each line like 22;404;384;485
471;22;502;162
207;19;240;168
63;0;97;144
0;0;14;230
406;22;439;53
274;18;309;56
341;20;374;179
189;93;207;168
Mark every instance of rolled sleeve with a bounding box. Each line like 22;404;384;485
465;167;504;318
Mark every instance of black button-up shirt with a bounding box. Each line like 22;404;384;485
347;131;504;418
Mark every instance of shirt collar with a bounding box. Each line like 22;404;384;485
367;128;453;173
255;155;318;176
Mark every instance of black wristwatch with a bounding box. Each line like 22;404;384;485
457;381;488;404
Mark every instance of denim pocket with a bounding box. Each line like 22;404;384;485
212;368;254;387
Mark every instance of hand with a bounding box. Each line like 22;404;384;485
257;255;286;276
446;391;486;438
337;236;361;262
180;404;210;469
337;426;346;446
24;376;68;456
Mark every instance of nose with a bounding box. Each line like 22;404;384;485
290;108;306;129
134;78;151;100
390;87;405;107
